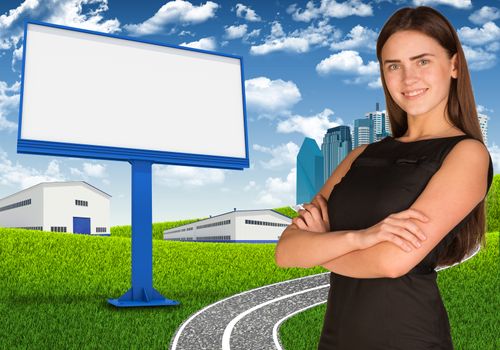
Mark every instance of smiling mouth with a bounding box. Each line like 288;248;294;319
402;88;428;98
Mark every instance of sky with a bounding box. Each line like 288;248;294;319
0;0;499;226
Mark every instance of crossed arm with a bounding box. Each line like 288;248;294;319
277;139;490;279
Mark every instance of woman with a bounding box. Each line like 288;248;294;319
274;6;493;349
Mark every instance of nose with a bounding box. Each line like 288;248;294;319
402;65;419;85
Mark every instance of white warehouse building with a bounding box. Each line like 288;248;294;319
163;209;292;243
0;181;111;235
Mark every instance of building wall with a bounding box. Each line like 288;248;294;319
0;186;44;229
43;184;110;234
164;210;291;242
235;211;290;241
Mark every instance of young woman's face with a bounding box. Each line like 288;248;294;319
381;30;458;118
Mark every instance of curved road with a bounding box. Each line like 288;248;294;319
169;245;480;350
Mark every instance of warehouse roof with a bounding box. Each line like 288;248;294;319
0;181;111;202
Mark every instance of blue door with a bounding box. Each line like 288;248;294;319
73;217;91;234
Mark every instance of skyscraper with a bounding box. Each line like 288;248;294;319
353;118;374;147
321;126;352;185
296;138;324;205
365;102;391;141
478;112;489;146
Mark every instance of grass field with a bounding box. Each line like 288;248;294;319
0;228;497;349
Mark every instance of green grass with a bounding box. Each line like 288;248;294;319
110;218;206;241
0;227;497;349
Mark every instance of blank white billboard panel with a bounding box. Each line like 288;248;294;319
18;22;249;169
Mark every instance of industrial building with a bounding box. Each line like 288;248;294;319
0;181;111;235
163;209;291;243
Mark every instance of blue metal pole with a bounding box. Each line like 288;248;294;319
108;160;180;307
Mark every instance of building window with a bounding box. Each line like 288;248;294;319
245;219;288;227
75;200;88;207
51;226;67;233
197;235;230;241
196;219;231;230
17;226;42;231
96;227;107;233
0;198;32;212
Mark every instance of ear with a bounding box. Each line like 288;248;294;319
451;53;458;79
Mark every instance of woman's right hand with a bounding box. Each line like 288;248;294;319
356;208;428;252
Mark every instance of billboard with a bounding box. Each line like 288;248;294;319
18;21;249;170
17;21;250;307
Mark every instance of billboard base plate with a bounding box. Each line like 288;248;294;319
107;286;180;308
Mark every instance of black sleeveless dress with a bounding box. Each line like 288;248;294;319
318;134;494;350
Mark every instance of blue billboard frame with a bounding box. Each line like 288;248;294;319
17;21;250;308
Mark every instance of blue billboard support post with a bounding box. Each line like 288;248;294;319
108;160;180;307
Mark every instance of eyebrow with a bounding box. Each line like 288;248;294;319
383;53;435;65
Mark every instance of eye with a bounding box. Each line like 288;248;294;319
419;59;429;66
388;63;399;71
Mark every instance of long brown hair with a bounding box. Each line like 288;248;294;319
376;6;488;267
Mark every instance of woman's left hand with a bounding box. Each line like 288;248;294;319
292;194;330;233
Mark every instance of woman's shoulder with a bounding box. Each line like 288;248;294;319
446;137;489;162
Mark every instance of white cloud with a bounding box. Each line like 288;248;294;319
253;142;300;169
458;21;500;46
124;0;218;36
244;180;259;191
316;49;379;76
244;77;301;117
270;21;285;38
179;30;195;36
179;36;217;50
240;28;261;44
330;24;377;51
0;150;65;189
287;0;373;22
83;162;106;177
276;108;343;146
0;0;39;50
0;80;20;132
462;44;497;70
153;164;225;188
412;0;471;9
255;167;296;207
485;41;500;52
469;6;500;25
371;0;406;4
0;0;121;72
367;76;382;89
250;36;309;55
70;162;107;179
340;74;381;88
45;160;61;177
250;19;340;55
45;0;121;33
286;2;318;22
0;0;39;28
224;24;248;39
477;104;494;114
246;28;261;38
11;44;23;69
235;3;261;22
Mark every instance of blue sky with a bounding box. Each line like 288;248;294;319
0;0;499;226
